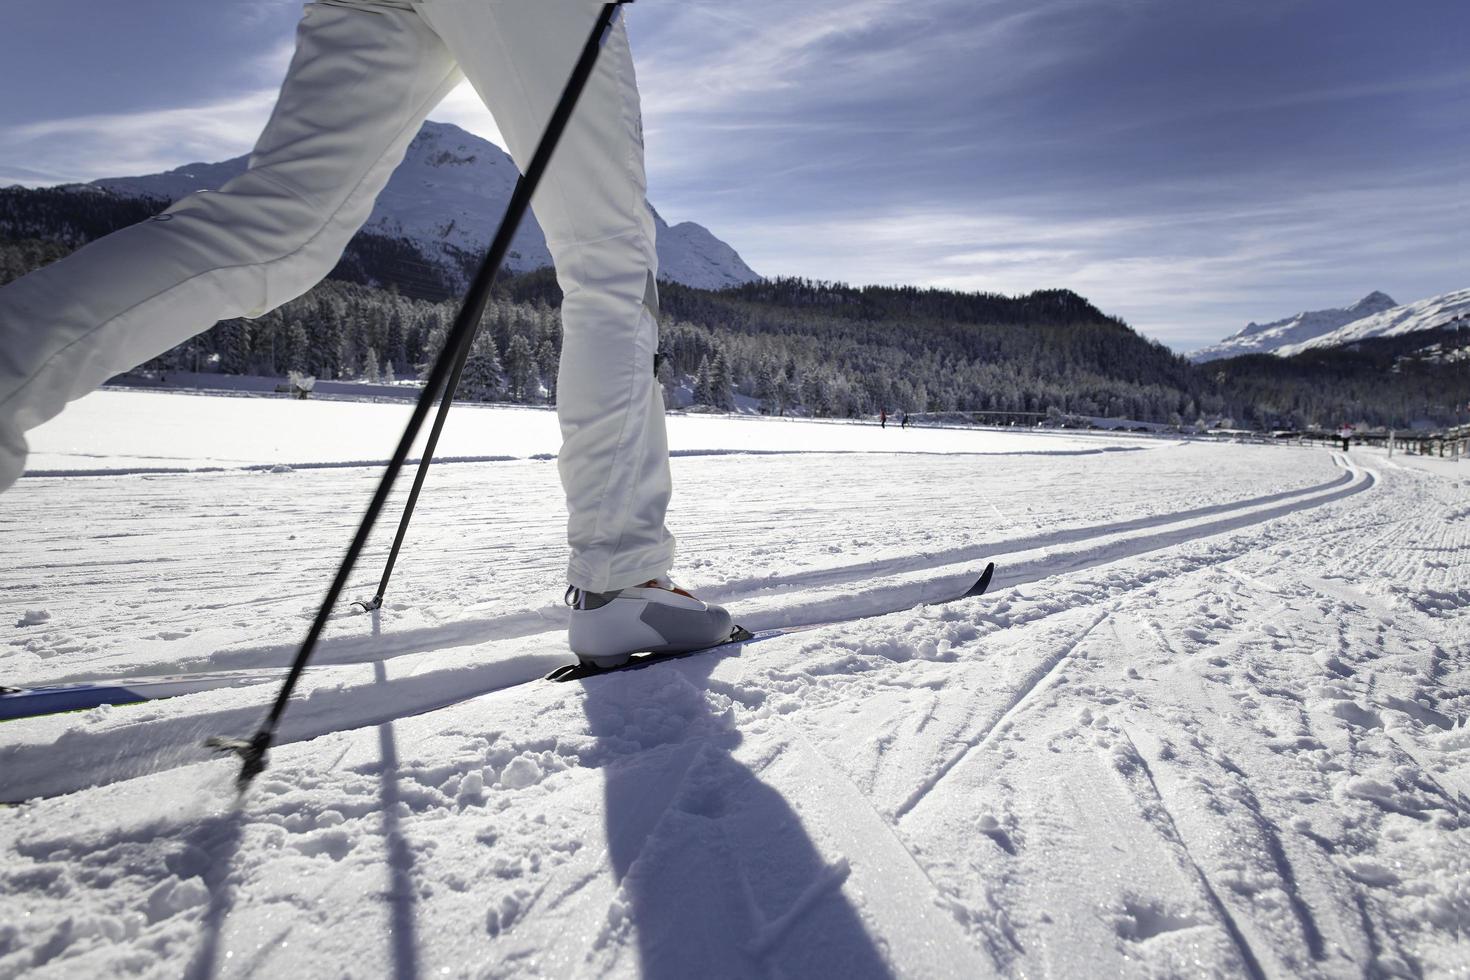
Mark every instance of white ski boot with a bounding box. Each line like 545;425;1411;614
566;577;734;668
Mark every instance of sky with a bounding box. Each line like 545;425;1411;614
0;0;1465;352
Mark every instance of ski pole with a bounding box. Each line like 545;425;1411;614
351;285;476;613
209;1;634;791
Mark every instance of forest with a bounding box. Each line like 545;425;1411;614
1;185;1463;430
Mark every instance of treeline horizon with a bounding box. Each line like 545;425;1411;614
0;184;1464;430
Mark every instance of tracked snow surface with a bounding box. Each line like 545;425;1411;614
1;392;1467;978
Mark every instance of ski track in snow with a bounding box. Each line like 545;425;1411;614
0;404;1467;978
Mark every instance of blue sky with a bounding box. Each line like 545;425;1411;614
0;0;1465;352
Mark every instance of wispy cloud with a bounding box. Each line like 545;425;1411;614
636;0;913;115
1;0;1463;355
718;167;1469;351
1;90;279;183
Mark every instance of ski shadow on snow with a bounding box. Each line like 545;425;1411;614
577;642;895;978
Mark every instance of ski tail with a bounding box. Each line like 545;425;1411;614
966;561;996;599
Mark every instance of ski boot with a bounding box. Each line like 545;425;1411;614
566;577;734;668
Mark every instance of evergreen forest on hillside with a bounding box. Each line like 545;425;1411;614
1;185;1464;430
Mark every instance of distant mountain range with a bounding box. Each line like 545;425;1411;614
1274;288;1470;357
1189;289;1468;362
1188;291;1398;362
92;120;760;292
2;146;1464;430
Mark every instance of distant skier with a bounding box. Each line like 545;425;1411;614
901;413;909;429
880;409;888;429
0;1;730;668
1337;424;1353;453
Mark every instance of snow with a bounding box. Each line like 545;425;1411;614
95;120;761;292
19;388;1142;475
1189;291;1398;362
1275;287;1470;357
1;391;1467;977
1189;288;1469;362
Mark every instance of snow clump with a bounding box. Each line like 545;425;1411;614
15;608;50;627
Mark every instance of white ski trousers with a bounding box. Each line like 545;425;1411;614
0;0;676;592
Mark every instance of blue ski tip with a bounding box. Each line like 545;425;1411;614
0;685;149;721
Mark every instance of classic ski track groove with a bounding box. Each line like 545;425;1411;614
17;460;1371;690
893;608;1113;822
773;724;1000;974
1113;727;1271;980
0;460;1378;801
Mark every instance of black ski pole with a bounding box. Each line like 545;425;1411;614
209;1;633;791
351;276;477;613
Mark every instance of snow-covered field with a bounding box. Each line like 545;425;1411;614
1;392;1466;978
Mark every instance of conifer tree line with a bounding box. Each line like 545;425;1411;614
1;183;1464;429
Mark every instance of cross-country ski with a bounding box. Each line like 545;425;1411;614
547;562;997;682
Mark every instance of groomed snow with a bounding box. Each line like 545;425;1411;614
21;389;1137;475
1;391;1466;978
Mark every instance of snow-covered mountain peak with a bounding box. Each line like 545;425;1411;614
1275;286;1470;356
91;120;759;291
1189;290;1399;362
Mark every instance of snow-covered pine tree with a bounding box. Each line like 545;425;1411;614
536;339;559;403
504;334;535;402
213;319;251;375
384;305;406;379
784;357;805;413
418;322;447;381
287;321;309;375
312;297;344;379
695;355;714;406
361;346;380;383
458;333;503;402
710;350;735;409
755;360;778;414
656;354;676;408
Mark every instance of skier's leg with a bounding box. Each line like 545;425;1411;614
418;2;673;593
0;1;460;490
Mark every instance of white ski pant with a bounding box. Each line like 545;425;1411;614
0;0;675;592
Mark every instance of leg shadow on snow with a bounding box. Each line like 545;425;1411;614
578;644;894;978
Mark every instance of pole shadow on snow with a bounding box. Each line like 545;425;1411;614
185;658;421;979
182;808;249;980
577;643;895;978
374;659;422;980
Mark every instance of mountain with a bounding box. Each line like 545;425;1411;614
1274;287;1470;357
1188;291;1398;362
92;120;760;291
